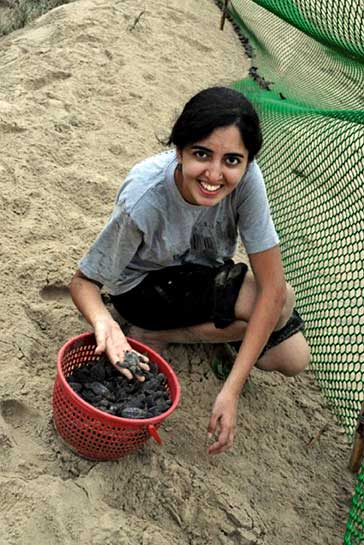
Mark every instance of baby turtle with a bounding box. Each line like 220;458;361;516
120;407;148;419
115;350;146;377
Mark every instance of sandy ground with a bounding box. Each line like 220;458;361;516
0;1;356;544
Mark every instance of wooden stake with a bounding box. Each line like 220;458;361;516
220;0;230;31
349;405;364;473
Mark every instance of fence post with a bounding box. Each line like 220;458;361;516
349;406;364;474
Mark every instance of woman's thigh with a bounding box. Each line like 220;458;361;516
234;271;258;321
234;271;295;328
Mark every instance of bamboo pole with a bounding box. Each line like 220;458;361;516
349;405;364;473
220;0;230;31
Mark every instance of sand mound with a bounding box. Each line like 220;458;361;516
0;1;355;544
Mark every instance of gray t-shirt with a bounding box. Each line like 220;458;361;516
79;150;279;295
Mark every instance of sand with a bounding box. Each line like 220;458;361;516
0;1;356;544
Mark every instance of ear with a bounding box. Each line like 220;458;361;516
176;148;183;163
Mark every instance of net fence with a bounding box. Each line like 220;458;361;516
216;1;364;542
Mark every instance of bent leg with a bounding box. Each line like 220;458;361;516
128;273;298;351
256;331;310;376
128;321;310;379
127;316;310;378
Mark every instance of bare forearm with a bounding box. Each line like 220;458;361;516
69;271;112;327
225;286;286;395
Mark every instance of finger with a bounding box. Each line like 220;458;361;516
114;360;134;380
137;353;149;363
94;323;107;352
209;441;233;455
208;439;223;455
131;365;148;381
95;333;106;356
208;429;235;455
208;414;218;437
207;415;220;453
208;437;226;454
114;359;147;382
208;424;230;455
208;436;231;455
94;338;106;355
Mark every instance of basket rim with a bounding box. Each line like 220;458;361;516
56;331;181;426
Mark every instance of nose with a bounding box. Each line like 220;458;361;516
205;161;223;183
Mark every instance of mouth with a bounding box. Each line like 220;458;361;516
198;180;223;195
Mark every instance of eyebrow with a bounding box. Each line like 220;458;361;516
191;145;245;158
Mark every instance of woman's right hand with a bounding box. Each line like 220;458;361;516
69;271;149;381
94;317;149;381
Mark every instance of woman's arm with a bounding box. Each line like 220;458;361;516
70;270;112;327
225;245;287;395
208;246;287;454
69;270;148;379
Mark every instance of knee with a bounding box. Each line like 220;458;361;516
281;336;311;376
275;283;296;330
258;333;311;376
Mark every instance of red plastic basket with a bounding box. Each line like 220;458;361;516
52;332;181;460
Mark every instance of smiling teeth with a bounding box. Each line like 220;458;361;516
200;182;221;192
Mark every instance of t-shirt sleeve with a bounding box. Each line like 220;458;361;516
237;162;279;254
79;202;142;292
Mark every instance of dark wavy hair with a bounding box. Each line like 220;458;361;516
167;87;262;162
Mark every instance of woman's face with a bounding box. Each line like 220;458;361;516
175;125;249;206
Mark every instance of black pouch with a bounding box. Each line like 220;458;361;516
111;263;217;330
213;260;248;329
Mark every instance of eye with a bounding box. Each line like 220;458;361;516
225;156;241;166
193;150;209;160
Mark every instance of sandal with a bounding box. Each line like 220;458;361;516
210;343;237;380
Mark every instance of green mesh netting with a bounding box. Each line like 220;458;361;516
238;0;364;60
345;463;364;544
217;0;364;542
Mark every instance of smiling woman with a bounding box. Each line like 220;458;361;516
69;86;310;455
174;126;249;205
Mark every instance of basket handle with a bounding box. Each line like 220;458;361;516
148;425;162;445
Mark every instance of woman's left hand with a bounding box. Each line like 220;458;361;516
207;388;240;455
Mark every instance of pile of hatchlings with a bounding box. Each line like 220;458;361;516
66;351;172;419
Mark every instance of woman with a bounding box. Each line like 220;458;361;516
70;86;310;455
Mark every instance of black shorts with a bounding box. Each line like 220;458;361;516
110;261;248;331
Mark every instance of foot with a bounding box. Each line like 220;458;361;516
210;344;252;395
210;343;236;380
127;325;168;354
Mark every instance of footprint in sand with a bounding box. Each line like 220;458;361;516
1;399;37;429
0;399;43;451
0;400;68;478
39;284;71;302
25;70;72;91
